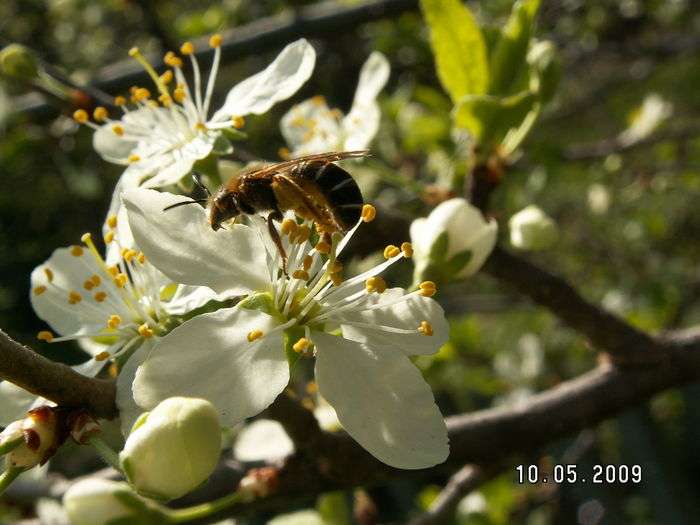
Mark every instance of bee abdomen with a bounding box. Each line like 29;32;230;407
308;162;364;229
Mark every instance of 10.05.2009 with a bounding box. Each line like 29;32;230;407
516;464;643;484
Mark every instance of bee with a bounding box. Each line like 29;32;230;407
165;150;368;270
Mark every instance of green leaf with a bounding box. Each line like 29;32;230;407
453;90;537;147
221;127;247;141
445;249;472;276
420;0;489;102
489;0;541;96
428;231;450;264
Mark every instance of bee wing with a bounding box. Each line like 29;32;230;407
245;150;370;179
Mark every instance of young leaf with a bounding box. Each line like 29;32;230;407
489;0;541;96
420;0;489;103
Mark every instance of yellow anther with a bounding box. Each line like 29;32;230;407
37;331;54;343
73;109;89;124
104;231;115;244
114;273;128;288
173;87;186;103
418;281;437;297
292;269;310;281
311;95;326;106
108;363;118;378
44;268;54;282
70;245;84;257
303;255;313;271
315;240;331;254
361;204;376;223
401;242;413;258
329;261;343;274
418;320;434;336
112;124;124;136
127;154;141;163
123;249;138;262
95;351;111;362
91;275;101;286
195;122;207;132
81;232;92;244
293;337;311;353
383;244;400;259
94;291;107;302
365;276;387;294
68;291;82;304
209;34;223;48
135;87;151;100
163;51;183;68
128;47;140;57
331;272;343;287
305;381;319;395
158;94;173;106
160;70;173;84
106;214;117;229
231;116;245;129
247;329;264;342
281;218;298;236
294;224;311;244
92;106;108;122
83;279;95;291
114;95;127;106
137;252;146;264
33;285;47;295
107;265;119;277
278;147;291;160
107;315;122;329
180;41;195;55
138;323;154;338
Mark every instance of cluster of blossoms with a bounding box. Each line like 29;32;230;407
1;31;500;512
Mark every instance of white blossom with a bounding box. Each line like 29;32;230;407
122;188;449;469
508;204;558;251
410;198;497;284
74;37;316;212
280;52;389;157
233;419;294;462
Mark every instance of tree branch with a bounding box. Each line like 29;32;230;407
0;329;116;420
483;247;657;362
14;0;419;119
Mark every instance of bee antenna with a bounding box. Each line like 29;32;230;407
192;172;212;197
163;199;209;212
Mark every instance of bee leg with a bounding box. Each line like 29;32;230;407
266;211;288;276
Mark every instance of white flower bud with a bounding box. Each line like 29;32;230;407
0;44;39;80
508;205;558;251
63;478;141;525
2;406;59;469
120;397;221;500
410;198;497;284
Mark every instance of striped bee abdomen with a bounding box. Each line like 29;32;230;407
304;161;364;230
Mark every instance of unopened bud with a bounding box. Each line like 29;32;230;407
63;478;145;525
0;44;39;80
2;406;60;469
508;205;558;251
120;397;221;500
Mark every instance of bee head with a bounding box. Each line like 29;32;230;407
209;188;241;231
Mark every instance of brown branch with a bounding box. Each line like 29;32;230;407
0;329;117;420
14;0;419;120
482;247;657;362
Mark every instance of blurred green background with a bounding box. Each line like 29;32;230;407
1;0;700;523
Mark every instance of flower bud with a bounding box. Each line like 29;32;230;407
63;478;143;525
120;397;221;500
2;406;59;469
0;44;39;81
410;198;497;284
508;205;558;251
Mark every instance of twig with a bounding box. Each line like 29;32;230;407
0;329;117;419
14;0;419;120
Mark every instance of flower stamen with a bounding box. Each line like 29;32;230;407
37;331;54;342
418;281;437;297
247;329;264;342
418;321;433;336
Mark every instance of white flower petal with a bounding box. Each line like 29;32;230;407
233;419;294;462
280;98;341;154
0;382;47;426
132;306;289;427
164;285;219;315
338;288;448;355
352;52;391;109
140;156;197;189
93;125;135;165
116;340;154;436
211;39;316;122
122;188;270;296
313;331;448;469
457;220;497;278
